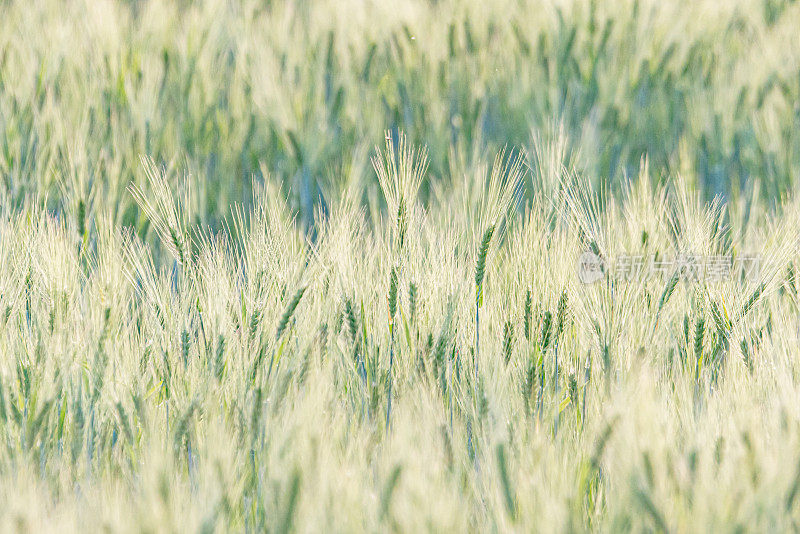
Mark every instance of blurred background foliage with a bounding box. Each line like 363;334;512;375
1;0;799;231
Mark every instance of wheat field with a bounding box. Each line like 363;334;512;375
2;0;800;531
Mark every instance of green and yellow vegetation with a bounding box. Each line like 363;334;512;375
2;0;800;531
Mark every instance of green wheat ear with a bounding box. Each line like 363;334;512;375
396;198;406;250
76;199;86;241
475;224;495;307
694;310;706;380
652;270;680;336
408;282;418;325
276;285;307;341
503;320;515;366
388;267;398;324
523;289;532;340
168;225;186;266
555;289;568;340
737;282;765;322
540;311;553;353
344;298;359;343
